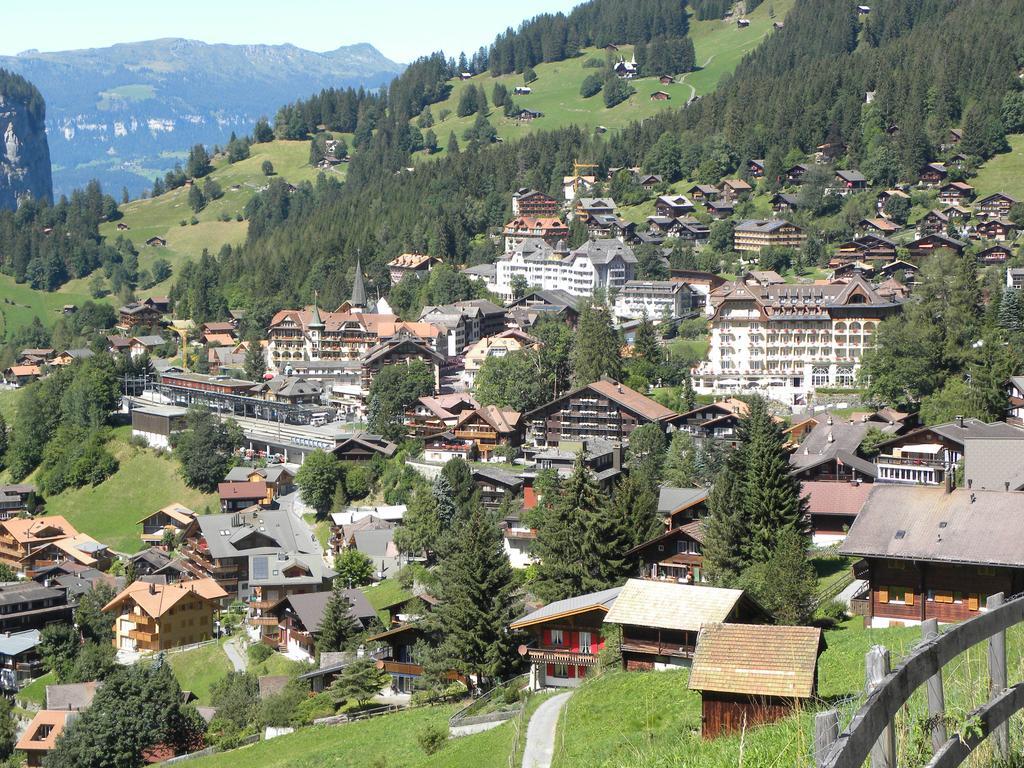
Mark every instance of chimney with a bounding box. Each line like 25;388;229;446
955;415;964;428
944;471;954;494
148;582;156;595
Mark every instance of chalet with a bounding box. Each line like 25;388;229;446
976;193;1017;220
658;487;709;528
117;301;163;331
873;417;1024;486
511;188;559;217
975;218;1017;242
720;178;752;201
387;252;439;286
947;152;969;167
659;75;675;85
736;17;750;27
50;348;94;367
137;503;198;545
831;261;875;280
3;365;41;387
687;184;720;201
1008;376;1024;426
906;232;966;260
405;393;478;437
0;582;72;633
650;91;671;101
249;376;323;405
17;349;54;366
145;236;167;247
263;590;375;661
771;192;800;212
224;465;296;498
1010;268;1024;290
17;710;72;767
748;159;765;178
943;127;963;148
916;209;949;236
785;163;809;184
633;173;663;190
104;578;227;651
116;222;130;231
918;162;948;186
333;433;398;462
218;482;271;513
705;199;735;219
628;520;705;583
511;587;621;689
0;517;80;572
876;188;910;215
937;182;974;205
741;270;785;286
603;579;768;670
514;108;543;122
0;629;43;692
526;439;624;500
360;336;443;393
575;197;616;223
473;468;524;512
787;414;885;484
977;244;1013;265
524;377;677;447
842;487;1024;627
801;480;873;545
0;484;36;519
857;218;900;237
942;204;972;222
453;405;522;458
671;399;749;447
689;624;825;738
834;169;867;193
513;86;532;96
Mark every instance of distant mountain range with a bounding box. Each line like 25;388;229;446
0;39;404;196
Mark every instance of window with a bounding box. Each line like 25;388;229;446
550;629;563;646
579;631;592;651
812;367;829;387
927;590;954;604
883;586;914;606
835;367;855;387
552;664;569;678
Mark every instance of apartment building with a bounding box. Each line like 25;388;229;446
733;219;806;252
493;238;636;301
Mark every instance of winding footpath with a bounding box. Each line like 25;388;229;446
522;691;573;768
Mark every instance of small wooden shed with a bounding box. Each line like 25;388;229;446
688;623;825;739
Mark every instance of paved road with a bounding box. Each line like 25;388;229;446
522;692;572;768
224;637;248;672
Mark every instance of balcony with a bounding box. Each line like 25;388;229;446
876;454;945;468
525;649;599;667
129;629;158;643
621;639;695;659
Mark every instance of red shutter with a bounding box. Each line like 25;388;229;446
546;664;554;677
543;629;550;645
567;665;576;679
570;632;578;652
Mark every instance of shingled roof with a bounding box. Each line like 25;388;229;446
603;580;746;632
688;623;824;699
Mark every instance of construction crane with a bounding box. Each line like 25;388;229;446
571;160;598;195
170;324;190;372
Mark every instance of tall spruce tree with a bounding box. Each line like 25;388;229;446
570;302;623;386
427;502;520;685
741;397;808;563
609;473;660;548
316;579;360;655
701;446;750;586
532;452;596;601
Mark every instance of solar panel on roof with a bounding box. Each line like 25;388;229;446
252;556;268;580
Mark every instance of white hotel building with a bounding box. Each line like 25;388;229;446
693;277;902;406
492;238;636;301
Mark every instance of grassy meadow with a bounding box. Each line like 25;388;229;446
971;132;1024;201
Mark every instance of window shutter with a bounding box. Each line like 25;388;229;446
905;591;914;607
878;587;889;604
968;594;980;611
543;629;550;645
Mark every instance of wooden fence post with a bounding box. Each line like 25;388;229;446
921;618;946;754
866;645;896;768
814;709;839;767
988;592;1009;761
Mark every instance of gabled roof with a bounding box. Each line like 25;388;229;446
46;681;99;711
0;628;40;656
104;578;227;619
16;710;71;752
839;487;1024;567
137;503;196;527
603;579;746;632
457;405;521;434
510;586;621;629
1;516;78;544
801;480;872;516
688;623;824;698
218;481;267;500
657;487;709;516
625;520;705;556
272;589;375;632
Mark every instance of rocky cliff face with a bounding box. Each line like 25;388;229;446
0;80;53;210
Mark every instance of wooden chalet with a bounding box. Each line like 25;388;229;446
689;623;825;738
360;336;443;393
785;164;809;184
511;587;621;689
117;301;163;331
218;482;271;513
654;194;695;218
771;193;800;212
603;579;769;670
876;188;909;214
975;218;1017;242
976;193;1017;220
137;503;198;545
512;188;560;217
453;405;522;458
473;468;523;512
906;233;965;260
705;199;735;219
524;377;677;448
842;487;1024;628
333;433;398;462
748;159;765;178
917;209;950;236
263;590;375;661
659;75;675;84
628;520;706;583
671;398;749;447
937;182;974;206
365;622;467;694
720;178;752;201
834;235;897;263
801;480;872;545
405;393;478;437
145;236;167;247
857;218;900;237
834;169;867;192
977;244;1013;265
687;184;720;201
918;162;948;186
650;91;671;101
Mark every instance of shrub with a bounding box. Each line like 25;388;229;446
816;599;849;624
417;722;448;755
580;73;604;98
247;643;273;664
582;57;605;68
291;692;336;725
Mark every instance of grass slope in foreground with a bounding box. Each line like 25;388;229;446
167;640;234;705
40;426;217;554
418;0;792;157
971;132;1024;201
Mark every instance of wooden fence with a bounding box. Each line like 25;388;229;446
816;591;1024;768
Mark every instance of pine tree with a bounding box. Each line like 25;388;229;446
426;502;520;685
662;430;698;488
582;484;633;591
570;302;623;386
0;413;7;471
741;397;808;564
532;452;594;601
701;446;749;586
316;579;359;655
632;313;662;366
447;131;460;155
243;341;266;382
998;288;1024;333
609;473;660;547
740;527;816;625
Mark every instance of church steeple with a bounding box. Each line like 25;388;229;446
308;290;324;329
350;255;367;311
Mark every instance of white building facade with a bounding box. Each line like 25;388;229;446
493;238;636;301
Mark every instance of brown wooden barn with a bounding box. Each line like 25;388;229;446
688;623;825;738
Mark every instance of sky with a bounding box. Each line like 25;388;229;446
0;0;584;63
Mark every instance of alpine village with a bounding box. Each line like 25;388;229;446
2;0;1024;766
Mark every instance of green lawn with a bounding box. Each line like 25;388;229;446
250;652;309;679
188;702;520;768
0;388;23;423
0;274;96;335
17;671;55;709
41;426;217;553
417;0;792;160
303;514;331;552
552;617;1024;767
168;640;234;705
972;132;1024;200
361;579;414;624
